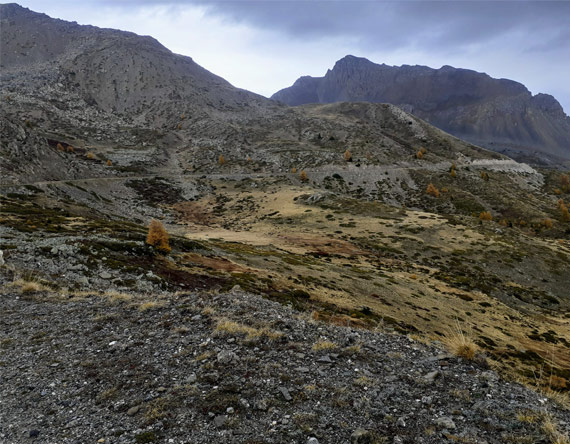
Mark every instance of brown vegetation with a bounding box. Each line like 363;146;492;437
218;154;225;165
344;149;352;162
146;219;171;253
426;183;439;197
479;211;492;221
299;170;308;182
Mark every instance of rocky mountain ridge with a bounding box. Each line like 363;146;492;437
272;55;570;165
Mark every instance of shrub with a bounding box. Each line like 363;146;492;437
291;167;297;174
479;211;492;221
106;159;112;166
559;199;570;222
218;154;225;165
445;322;479;361
86;152;95;159
542;218;553;228
480;171;489;181
450;163;456;178
146;219;171;253
56;143;65;151
66;145;74;153
299;170;308;182
426;183;439;197
344;149;352;161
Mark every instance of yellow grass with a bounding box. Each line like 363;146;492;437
311;340;338;351
215;319;282;341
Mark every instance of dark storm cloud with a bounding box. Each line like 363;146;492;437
96;0;570;54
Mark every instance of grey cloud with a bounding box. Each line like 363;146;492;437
109;1;570;53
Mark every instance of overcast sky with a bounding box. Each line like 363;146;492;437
15;0;570;113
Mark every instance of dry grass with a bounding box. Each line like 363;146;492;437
444;321;478;361
215;318;282;341
541;414;569;444
138;301;165;312
516;410;540;424
10;278;49;293
103;290;133;303
311;340;338;351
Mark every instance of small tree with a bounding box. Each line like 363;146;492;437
291;167;297;174
86;152;95;159
426;183;439;197
450;163;456;178
559;199;570;222
218;154;225;165
479;211;492;221
107;159;112;166
344;149;352;162
56;143;65;151
480;171;489;181
299;170;308;182
146;219;171;253
66;145;75;153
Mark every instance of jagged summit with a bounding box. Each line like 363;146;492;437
272;56;570;163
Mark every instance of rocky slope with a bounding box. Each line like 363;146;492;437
1;268;569;444
272;56;570;165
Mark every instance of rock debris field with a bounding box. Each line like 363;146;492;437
1;269;568;444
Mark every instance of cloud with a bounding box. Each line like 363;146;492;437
15;0;570;113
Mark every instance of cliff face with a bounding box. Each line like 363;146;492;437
272;56;570;163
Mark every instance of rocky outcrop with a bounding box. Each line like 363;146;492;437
272;55;570;162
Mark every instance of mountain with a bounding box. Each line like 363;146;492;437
1;5;569;436
272;55;570;164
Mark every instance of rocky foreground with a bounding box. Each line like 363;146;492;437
0;268;568;444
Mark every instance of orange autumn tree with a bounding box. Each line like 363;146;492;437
426;183;439;197
344;149;352;161
146;219;171;253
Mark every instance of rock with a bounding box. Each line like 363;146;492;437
77;276;89;285
226;407;234;414
434;416;456;430
255;399;268;411
127;405;140;416
279;387;292;402
99;272;112;279
424;370;440;383
307;438;319;444
351;428;374;444
396;416;406;427
317;354;333;363
186;374;197;384
213;415;227;428
0;250;4;266
29;430;40;438
217;350;239;365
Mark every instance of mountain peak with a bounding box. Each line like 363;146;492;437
271;57;570;161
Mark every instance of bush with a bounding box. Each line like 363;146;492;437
344;149;352;161
218;154;225;165
299;170;308;182
146;219;171;253
86;152;95;159
479;211;492;221
426;183;439;197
